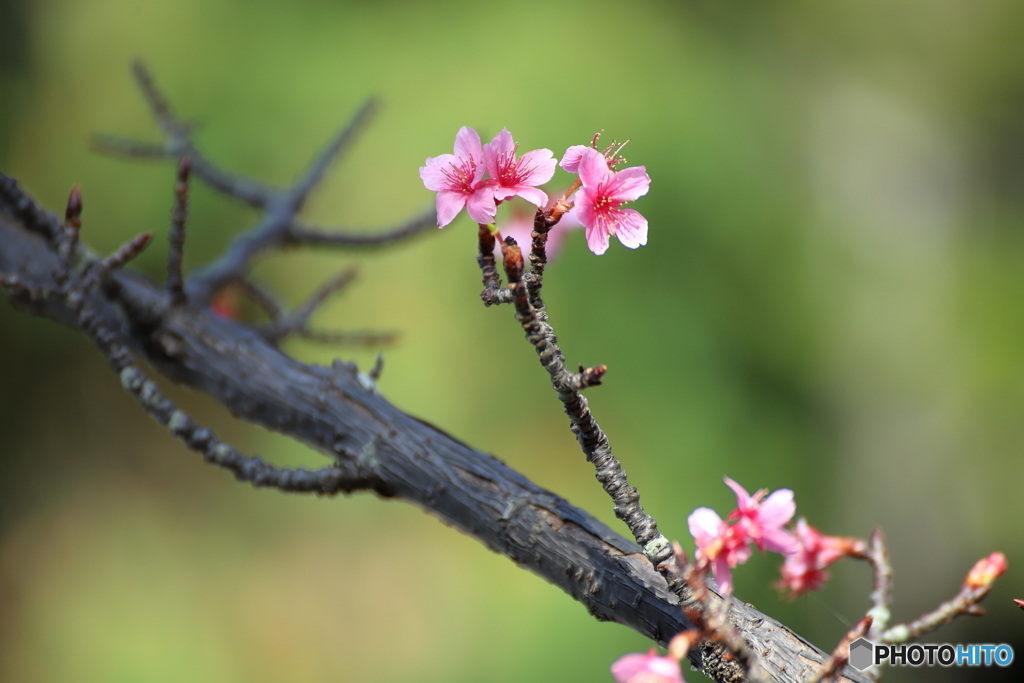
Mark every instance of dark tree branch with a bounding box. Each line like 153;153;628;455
0;64;873;683
0;170;870;683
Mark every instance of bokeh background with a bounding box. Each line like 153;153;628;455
2;1;1024;681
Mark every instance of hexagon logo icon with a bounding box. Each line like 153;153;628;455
849;638;874;671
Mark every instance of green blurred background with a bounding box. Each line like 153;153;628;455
2;1;1023;681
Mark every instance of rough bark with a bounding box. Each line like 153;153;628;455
0;172;870;683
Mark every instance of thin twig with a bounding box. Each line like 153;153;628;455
298;328;399;347
52;186;82;287
98;62;434;307
497;238;672;572
806;616;872;683
260;266;358;342
477;223;508;305
166;156;190;304
865;529;893;639
81;233;153;294
284;208;436;250
291;98;376;202
0;172;63;246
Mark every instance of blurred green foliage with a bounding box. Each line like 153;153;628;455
2;1;1024;681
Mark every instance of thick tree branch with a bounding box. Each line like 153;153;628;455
0;170;869;683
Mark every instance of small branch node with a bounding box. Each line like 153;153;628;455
53;185;83;287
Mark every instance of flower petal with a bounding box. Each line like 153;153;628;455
517;148;557;186
758;489;796;529
577;147;612;187
464;187;497;225
613;209;648;249
453;126;483;164
559;145;590;173
585;222;610;255
514;186;549;208
419;154;458;191
687;507;723;544
435;191;465;228
712;556;734;594
607;165;651;202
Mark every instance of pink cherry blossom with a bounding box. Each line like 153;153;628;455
419;127;496;228
571;147;650;255
611;650;685;683
688;477;798;593
724;477;798;555
688;507;751;594
483;128;556;208
777;518;864;598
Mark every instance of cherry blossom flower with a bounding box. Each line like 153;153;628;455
688;507;752;594
483;128;556;208
777;518;864;598
611;650;685;683
419;127;496;228
571;147;650;255
688;477;798;593
724;477;798;555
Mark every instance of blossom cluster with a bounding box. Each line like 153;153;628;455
419;127;650;255
776;518;866;598
687;477;798;594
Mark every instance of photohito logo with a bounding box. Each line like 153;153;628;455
848;638;1014;670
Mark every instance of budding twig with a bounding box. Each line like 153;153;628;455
497;237;683;591
880;553;1007;644
478;223;510;305
52;186;82;287
863;529;893;639
807;616;873;683
80;233;154;295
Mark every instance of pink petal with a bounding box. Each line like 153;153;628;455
559;145;589;173
577;147;612;187
483;129;511;178
419;154;458;191
514;186;549;208
613;209;648;249
611;653;652;682
607;165;651;201
711;556;734;594
454;126;483;162
611;652;684;683
585;222;610;255
687;507;722;546
517;148;557;186
724;477;753;509
435;191;466;228
758;489;796;529
762;528;799;555
465;187;497;225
